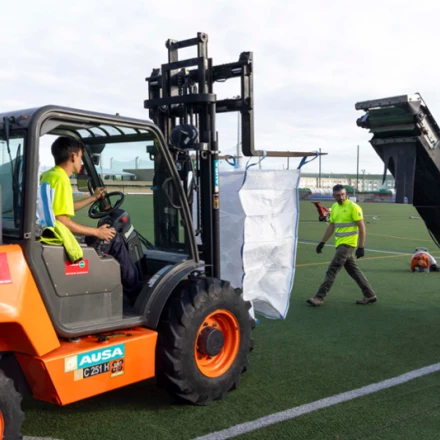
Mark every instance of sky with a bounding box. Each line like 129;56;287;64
2;0;440;175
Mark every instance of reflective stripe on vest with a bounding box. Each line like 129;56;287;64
335;230;358;237
334;222;356;228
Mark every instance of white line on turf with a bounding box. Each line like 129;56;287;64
192;362;440;440
298;241;411;255
24;437;61;440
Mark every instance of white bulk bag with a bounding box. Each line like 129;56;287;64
217;168;300;319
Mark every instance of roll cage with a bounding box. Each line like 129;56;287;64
0;106;200;337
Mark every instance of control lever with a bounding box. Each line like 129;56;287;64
95;239;106;257
89;218;114;257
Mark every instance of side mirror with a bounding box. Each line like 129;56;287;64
91;153;101;166
76;174;91;193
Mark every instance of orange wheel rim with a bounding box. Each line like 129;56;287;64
195;309;240;378
0;410;4;438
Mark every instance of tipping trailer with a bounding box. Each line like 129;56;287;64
356;93;440;245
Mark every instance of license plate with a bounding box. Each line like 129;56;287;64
83;362;110;379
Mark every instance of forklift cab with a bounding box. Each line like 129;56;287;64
0;106;200;338
0;36;260;430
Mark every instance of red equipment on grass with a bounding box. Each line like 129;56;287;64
312;202;331;222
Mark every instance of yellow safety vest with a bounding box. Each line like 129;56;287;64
39;221;84;263
330;200;363;248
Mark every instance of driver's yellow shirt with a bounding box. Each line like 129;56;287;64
40;166;75;218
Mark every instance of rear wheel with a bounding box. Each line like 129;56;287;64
156;277;255;405
0;368;24;440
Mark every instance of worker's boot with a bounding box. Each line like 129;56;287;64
356;295;377;305
306;296;324;307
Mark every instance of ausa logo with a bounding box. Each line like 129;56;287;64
77;344;125;369
213;159;219;192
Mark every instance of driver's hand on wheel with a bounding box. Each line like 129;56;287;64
93;187;107;201
95;225;116;242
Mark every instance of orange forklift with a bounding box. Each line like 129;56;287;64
0;33;260;439
0;32;320;438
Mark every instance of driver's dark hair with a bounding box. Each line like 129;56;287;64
51;136;85;165
333;184;345;193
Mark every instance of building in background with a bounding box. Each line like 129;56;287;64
299;173;395;192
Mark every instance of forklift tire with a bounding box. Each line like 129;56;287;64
0;368;25;440
156;277;255;405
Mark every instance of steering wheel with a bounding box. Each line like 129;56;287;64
88;191;125;219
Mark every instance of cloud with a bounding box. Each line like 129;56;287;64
2;0;440;174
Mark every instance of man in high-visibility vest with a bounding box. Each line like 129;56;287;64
306;184;376;306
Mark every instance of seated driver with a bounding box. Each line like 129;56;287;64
40;136;142;302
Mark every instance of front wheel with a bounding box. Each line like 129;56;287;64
156;277;255;405
0;368;25;440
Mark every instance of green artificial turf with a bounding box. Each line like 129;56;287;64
21;199;440;440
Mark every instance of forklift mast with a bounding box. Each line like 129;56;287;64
144;32;257;278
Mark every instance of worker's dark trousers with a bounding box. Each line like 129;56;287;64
315;244;375;299
101;233;142;300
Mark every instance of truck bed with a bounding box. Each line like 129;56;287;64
356;94;440;246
